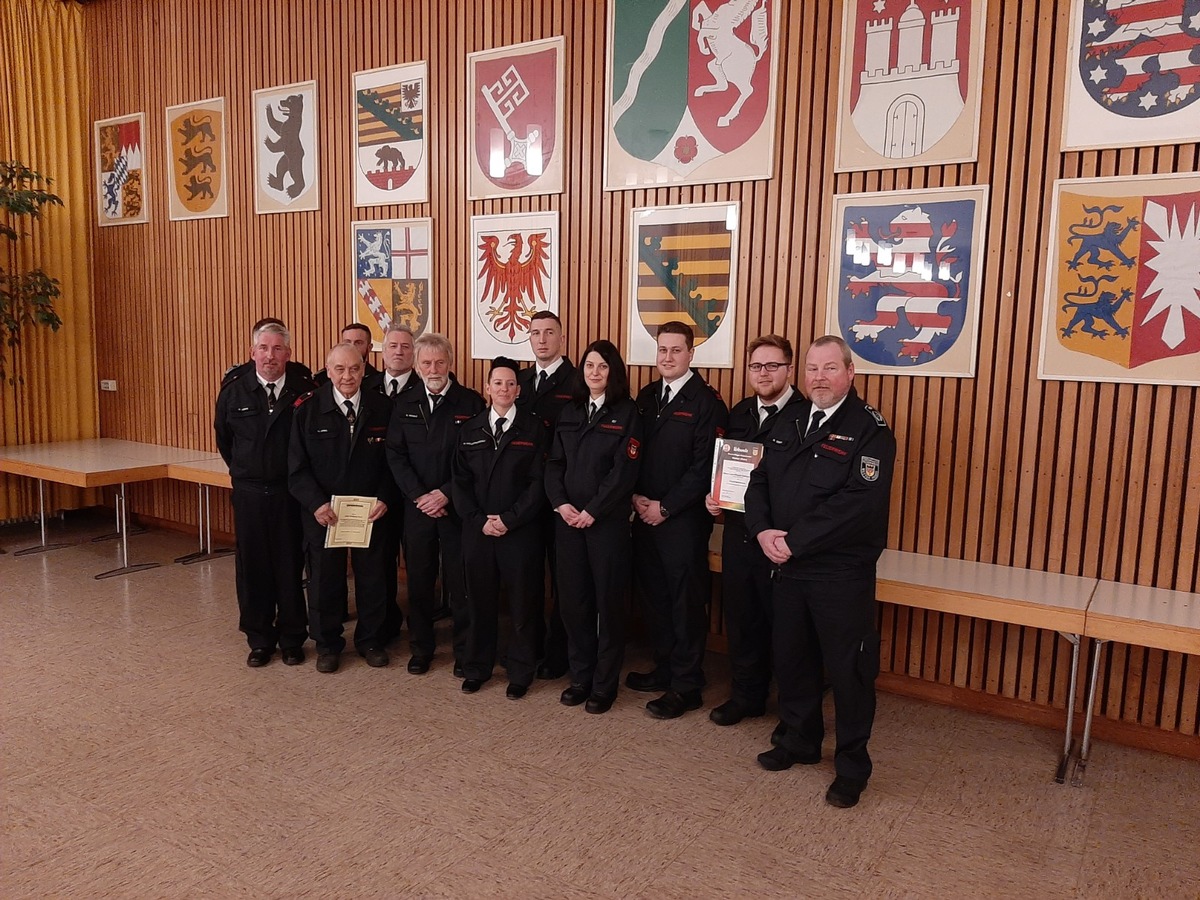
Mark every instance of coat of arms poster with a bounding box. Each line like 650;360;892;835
1062;0;1200;151
1038;173;1200;385
834;0;987;172
352;62;428;206
165;97;228;221
626;202;740;368
604;0;781;190
467;38;564;200
253;80;320;214
94;112;148;226
826;187;989;377
471;212;559;360
352;218;433;350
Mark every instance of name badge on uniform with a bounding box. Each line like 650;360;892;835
860;456;880;482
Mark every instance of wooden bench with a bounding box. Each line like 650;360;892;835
1074;580;1200;783
708;529;1098;782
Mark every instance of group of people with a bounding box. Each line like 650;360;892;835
214;312;895;809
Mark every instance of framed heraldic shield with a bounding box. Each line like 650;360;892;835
604;0;781;190
826;186;989;378
834;0;988;171
95;112;148;226
165;97;229;220
253;80;320;214
1061;0;1200;151
351;217;434;351
1039;173;1200;386
470;212;560;360
626;201;741;368
467;38;565;199
352;62;429;206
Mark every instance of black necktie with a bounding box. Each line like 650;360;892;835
431;393;442;412
761;403;776;424
588;401;599;422
537;370;548;393
806;410;825;437
344;400;357;433
494;416;506;442
389;378;399;397
662;385;672;406
266;382;277;411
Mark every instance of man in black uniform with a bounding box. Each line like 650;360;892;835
289;342;398;674
745;335;896;809
215;321;313;667
220;317;313;388
515;310;575;680
452;357;548;698
313;322;381;389
386;332;486;676
375;324;423;644
704;334;803;726
629;321;728;719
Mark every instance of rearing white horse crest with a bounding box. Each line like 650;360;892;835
692;0;770;127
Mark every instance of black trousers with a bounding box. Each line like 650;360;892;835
379;509;404;643
772;575;880;782
534;510;568;670
721;523;775;707
301;516;389;655
402;502;468;662
462;525;543;685
232;486;307;652
557;515;630;698
632;514;711;693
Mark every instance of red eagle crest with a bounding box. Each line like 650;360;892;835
476;231;552;339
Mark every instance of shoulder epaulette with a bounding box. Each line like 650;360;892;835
865;404;887;427
220;365;245;388
294;390;315;408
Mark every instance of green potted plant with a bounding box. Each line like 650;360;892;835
1;161;63;384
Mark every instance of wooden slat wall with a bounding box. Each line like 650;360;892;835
83;0;1199;744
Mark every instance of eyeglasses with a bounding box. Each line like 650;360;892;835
748;362;788;373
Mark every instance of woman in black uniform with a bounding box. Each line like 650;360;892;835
544;340;643;713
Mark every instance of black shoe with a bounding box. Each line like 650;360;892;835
560;684;590;706
453;662;465;679
407;656;431;675
506;683;528;700
280;647;305;666
825;775;867;808
461;678;485;693
536;662;567;680
709;698;765;727
585;694;614;715
361;647;389;668
645;689;702;720
246;648;272;668
770;720;788;747
625;669;670;693
316;653;340;674
756;745;821;771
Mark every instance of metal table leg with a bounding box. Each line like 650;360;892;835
1054;631;1081;784
91;490;146;543
95;482;161;579
1070;637;1107;786
175;484;233;565
14;478;72;557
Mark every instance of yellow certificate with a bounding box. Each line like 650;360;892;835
324;495;376;549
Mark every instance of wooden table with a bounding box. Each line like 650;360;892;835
165;457;234;565
0;439;221;578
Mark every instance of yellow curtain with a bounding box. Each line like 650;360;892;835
0;0;97;521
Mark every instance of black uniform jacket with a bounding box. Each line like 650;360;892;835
516;358;575;429
215;366;314;489
220;359;313;390
386;381;487;504
288;383;399;515
634;371;729;518
545;397;642;521
744;388;896;581
721;388;805;535
451;409;548;533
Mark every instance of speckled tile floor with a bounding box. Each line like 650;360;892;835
2;512;1199;899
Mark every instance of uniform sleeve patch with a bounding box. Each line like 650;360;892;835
627;438;640;459
860;456;881;482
